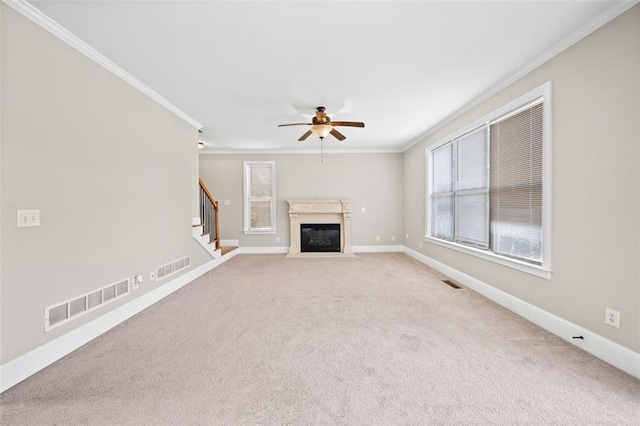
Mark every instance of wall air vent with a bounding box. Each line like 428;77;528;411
156;255;191;281
44;278;130;332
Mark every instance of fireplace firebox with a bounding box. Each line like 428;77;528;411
300;224;340;252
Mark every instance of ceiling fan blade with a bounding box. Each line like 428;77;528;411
298;130;313;141
330;128;346;141
330;121;365;128
278;123;312;127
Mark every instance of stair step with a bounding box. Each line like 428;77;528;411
201;232;210;237
192;223;204;227
221;246;238;256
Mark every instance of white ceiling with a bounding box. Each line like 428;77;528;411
29;0;627;153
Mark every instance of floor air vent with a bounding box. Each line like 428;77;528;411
44;278;130;332
156;255;191;281
443;279;462;289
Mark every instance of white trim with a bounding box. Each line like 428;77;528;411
402;0;638;152
192;223;221;259
238;246;288;254
403;246;640;379
352;245;404;253
425;82;552;278
237;245;405;254
200;148;403;155
243;161;276;234
2;0;202;130
424;236;552;280
0;252;238;394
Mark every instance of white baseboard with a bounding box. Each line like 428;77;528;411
236;246;405;255
0;250;238;394
402;246;640;379
352;245;404;253
238;246;289;254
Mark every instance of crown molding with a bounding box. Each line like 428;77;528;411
3;0;202;130
199;148;403;155
401;0;639;152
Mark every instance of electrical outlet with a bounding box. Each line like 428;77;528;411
605;308;620;328
375;236;380;242
419;241;423;248
391;235;396;241
150;271;156;281
17;209;40;227
132;274;144;290
361;207;366;213
224;200;230;206
406;233;409;240
275;237;280;243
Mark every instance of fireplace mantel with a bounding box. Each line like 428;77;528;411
286;199;354;257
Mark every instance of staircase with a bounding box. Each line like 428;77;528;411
192;178;222;258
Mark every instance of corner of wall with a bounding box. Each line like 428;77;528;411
0;1;5;368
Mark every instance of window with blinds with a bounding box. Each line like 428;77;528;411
490;101;543;263
428;84;549;270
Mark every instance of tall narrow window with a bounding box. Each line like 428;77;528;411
455;126;489;248
244;161;276;233
427;82;550;276
432;143;454;240
490;101;543;263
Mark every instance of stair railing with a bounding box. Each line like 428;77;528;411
199;178;220;250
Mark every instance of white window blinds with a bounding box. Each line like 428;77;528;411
490;101;543;264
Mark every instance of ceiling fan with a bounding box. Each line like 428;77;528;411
278;106;365;141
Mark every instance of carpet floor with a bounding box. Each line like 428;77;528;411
1;253;638;425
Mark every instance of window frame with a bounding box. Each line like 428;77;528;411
425;82;552;279
243;160;276;234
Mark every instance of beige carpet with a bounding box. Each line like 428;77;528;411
1;253;638;425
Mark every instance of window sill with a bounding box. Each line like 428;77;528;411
424;236;552;280
244;230;276;235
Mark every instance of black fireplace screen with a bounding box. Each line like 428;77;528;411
300;224;341;252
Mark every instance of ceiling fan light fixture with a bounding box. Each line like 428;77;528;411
311;124;332;139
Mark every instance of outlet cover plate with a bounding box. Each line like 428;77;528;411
17;209;40;227
605;307;620;328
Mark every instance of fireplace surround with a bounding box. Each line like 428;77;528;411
286;199;354;257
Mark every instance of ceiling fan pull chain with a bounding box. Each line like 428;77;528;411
321;138;324;163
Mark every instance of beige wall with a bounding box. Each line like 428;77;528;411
200;153;403;248
0;3;4;364
404;6;639;352
0;5;210;363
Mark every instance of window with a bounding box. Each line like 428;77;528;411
243;161;276;234
426;83;551;277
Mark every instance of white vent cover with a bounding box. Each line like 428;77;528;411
44;277;130;332
156;255;191;281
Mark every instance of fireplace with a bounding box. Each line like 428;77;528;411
286;199;354;257
301;224;340;252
